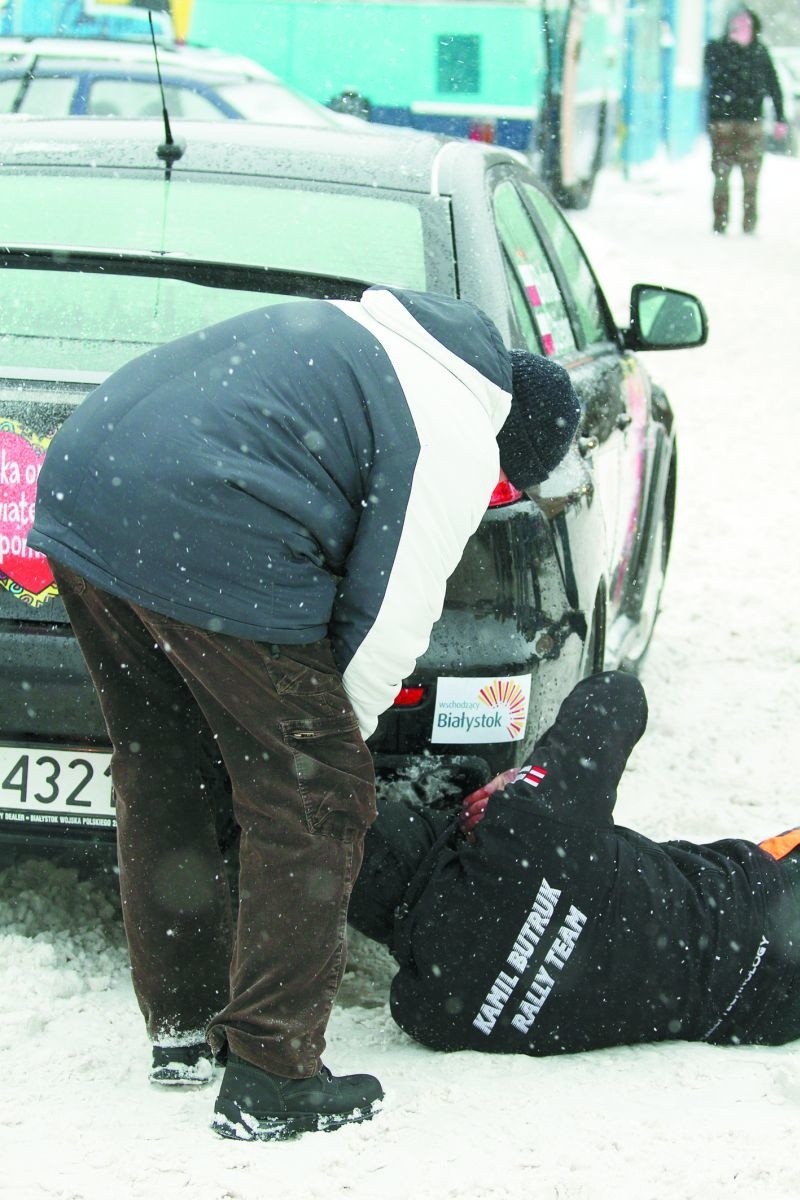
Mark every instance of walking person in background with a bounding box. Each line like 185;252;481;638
28;286;579;1141
349;670;800;1055
704;7;787;234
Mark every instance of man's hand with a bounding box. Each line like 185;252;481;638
459;768;519;835
773;121;789;140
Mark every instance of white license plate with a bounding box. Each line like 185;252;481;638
0;745;114;829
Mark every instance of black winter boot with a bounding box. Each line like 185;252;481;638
149;1042;216;1087
212;1053;383;1140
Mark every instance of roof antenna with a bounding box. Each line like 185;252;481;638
149;11;185;172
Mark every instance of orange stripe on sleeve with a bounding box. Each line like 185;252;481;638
758;828;800;861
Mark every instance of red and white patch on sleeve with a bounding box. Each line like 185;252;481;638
518;764;548;788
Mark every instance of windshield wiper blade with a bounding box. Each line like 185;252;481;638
0;244;372;301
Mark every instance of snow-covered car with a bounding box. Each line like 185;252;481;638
0;35;352;128
0;117;706;856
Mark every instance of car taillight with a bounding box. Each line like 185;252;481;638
488;478;524;508
393;685;426;707
469;120;495;143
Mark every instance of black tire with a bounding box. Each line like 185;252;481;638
554;176;596;211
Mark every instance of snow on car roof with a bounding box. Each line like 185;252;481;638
0;35;276;80
0;113;470;194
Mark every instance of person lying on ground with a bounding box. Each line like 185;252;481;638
348;670;800;1054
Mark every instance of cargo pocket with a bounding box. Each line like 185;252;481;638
258;639;343;698
281;706;376;840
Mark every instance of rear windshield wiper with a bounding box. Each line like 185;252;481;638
0;244;372;302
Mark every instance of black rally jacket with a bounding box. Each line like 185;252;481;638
387;787;799;1054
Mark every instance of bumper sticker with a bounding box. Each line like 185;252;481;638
0;420;56;607
431;674;532;743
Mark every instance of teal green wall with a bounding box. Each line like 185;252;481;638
191;1;548;108
189;0;711;167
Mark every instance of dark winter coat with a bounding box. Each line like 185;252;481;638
29;287;512;739
356;787;800;1055
704;36;785;124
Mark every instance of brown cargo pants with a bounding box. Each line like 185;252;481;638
51;563;376;1079
709;120;765;234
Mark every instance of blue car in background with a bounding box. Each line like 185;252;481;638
0;35;354;127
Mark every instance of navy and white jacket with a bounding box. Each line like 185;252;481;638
30;287;512;739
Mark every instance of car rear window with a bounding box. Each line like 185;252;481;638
0;270;297;372
0;78;23;112
1;172;430;373
84;79;228;120
214;81;341;126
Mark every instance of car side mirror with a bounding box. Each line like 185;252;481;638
623;283;708;351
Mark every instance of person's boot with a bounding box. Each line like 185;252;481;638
212;1052;383;1141
149;1042;216;1087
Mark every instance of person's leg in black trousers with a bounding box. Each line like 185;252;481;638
520;670;649;828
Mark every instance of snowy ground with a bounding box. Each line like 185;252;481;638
2;143;799;1200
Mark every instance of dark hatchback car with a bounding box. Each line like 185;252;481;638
0;117;706;854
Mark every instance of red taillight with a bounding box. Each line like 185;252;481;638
393;685;426;707
469;121;495;143
488;478;524;508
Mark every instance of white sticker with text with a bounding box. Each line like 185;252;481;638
431;675;532;744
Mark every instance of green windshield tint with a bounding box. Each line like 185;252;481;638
1;173;428;372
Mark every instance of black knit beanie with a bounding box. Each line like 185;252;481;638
497;351;581;489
